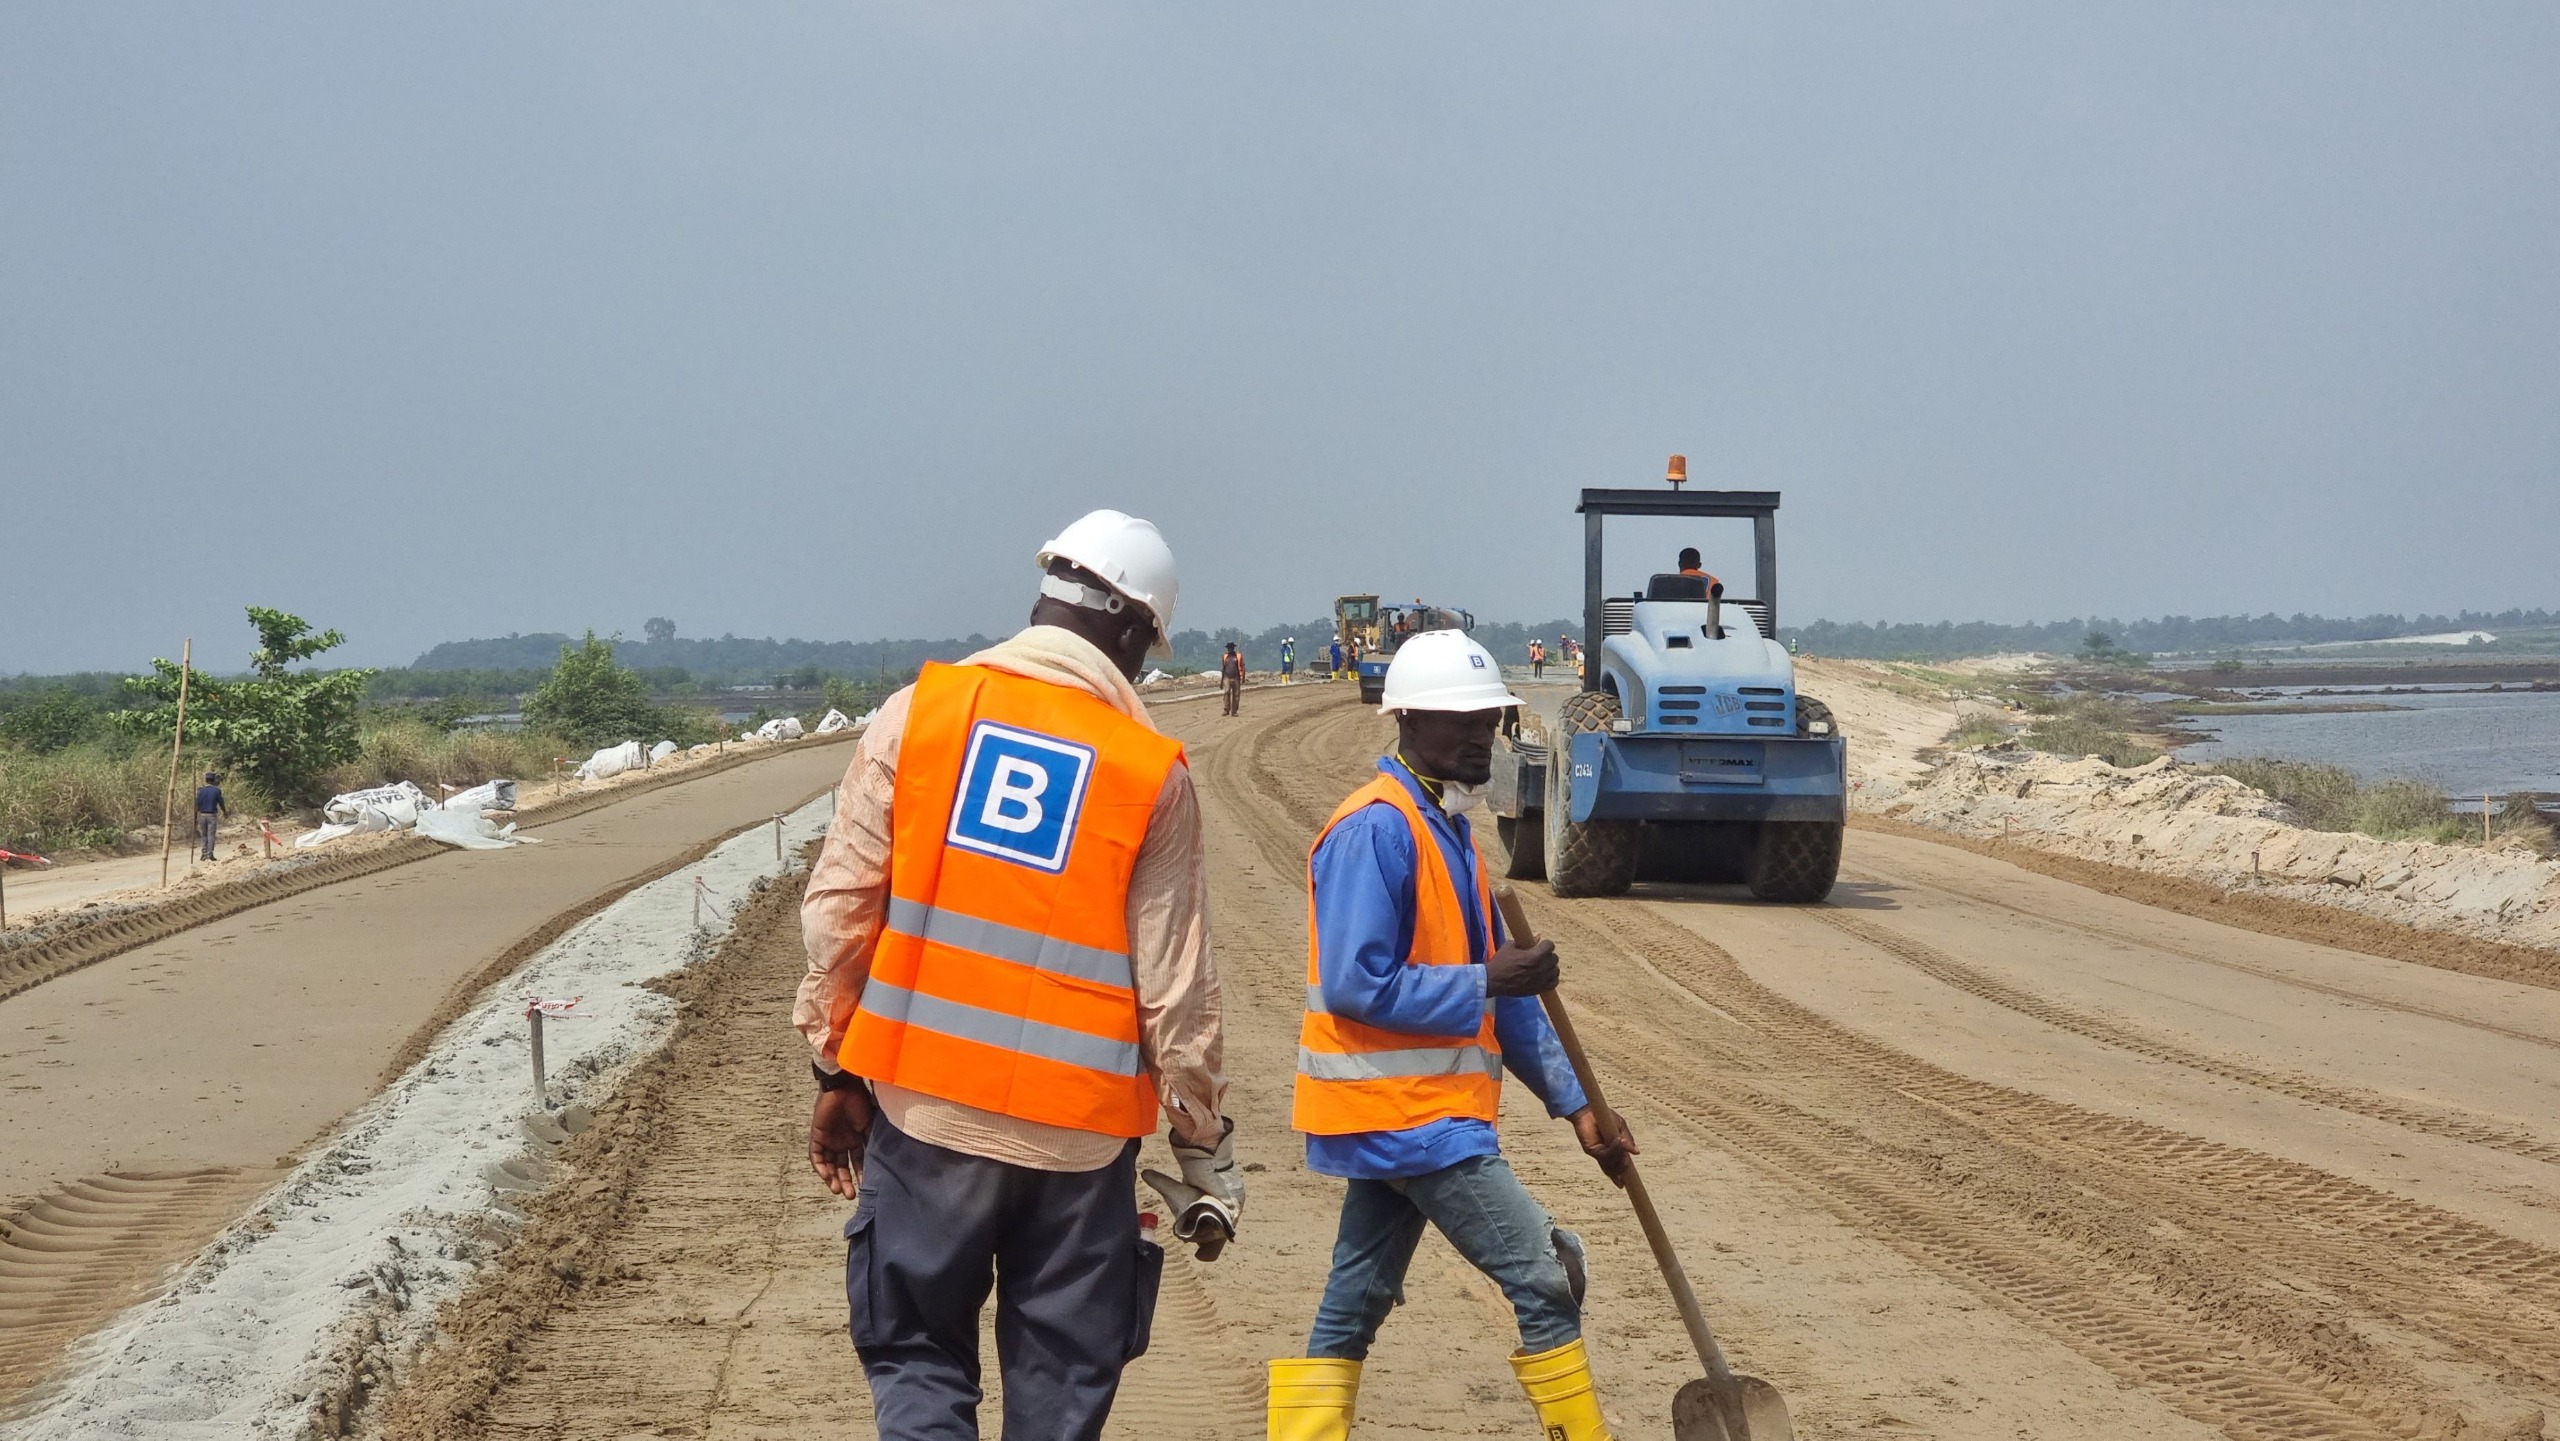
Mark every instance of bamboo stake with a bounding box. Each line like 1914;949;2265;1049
159;639;193;888
2486;794;2494;846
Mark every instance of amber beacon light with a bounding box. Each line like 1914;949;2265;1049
1665;453;1688;489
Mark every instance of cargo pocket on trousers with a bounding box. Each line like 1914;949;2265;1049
1127;1235;1165;1361
843;1209;881;1349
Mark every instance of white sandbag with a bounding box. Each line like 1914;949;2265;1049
415;807;531;850
649;740;678;763
688;742;715;753
322;781;430;832
754;716;803;741
1139;668;1169;687
575;740;646;780
441;778;517;814
814;709;852;735
855;706;879;727
292;821;362;850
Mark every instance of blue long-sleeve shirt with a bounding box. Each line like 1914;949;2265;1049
1303;757;1588;1179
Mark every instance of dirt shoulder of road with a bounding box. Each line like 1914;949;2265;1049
0;731;857;1006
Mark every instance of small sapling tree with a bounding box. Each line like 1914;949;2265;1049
121;608;376;807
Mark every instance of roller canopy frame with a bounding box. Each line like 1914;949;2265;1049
1576;488;1780;693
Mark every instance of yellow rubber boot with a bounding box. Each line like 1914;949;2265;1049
1267;1357;1361;1441
1509;1338;1613;1440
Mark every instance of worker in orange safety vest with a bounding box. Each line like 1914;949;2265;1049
1267;629;1637;1441
797;508;1243;1441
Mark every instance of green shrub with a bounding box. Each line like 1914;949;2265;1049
118;607;375;809
2206;757;2453;840
2021;695;2157;767
1947;714;2009;748
0;689;108;754
523;633;664;747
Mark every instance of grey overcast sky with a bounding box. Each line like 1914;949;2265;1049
5;5;2555;673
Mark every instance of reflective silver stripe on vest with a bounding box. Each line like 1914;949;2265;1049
885;896;1134;991
1296;1044;1503;1083
858;981;1143;1077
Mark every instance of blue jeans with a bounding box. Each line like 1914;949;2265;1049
1307;1154;1582;1358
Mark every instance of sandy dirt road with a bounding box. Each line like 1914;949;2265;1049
0;739;857;1408
383;681;2560;1439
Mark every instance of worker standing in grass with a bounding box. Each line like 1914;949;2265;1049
1269;629;1637;1441
195;771;228;862
797;507;1243;1441
1221;641;1246;716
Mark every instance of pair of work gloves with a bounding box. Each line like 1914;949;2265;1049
1142;1115;1245;1260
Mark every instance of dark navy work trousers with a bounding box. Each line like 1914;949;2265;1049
845;1115;1160;1441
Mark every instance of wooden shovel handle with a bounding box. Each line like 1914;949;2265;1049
1495;887;1735;1386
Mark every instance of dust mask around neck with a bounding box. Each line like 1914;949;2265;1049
1440;780;1486;816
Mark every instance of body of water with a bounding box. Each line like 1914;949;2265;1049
2173;689;2560;797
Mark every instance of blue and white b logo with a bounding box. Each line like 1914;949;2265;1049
947;722;1095;873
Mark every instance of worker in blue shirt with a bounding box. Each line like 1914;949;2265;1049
1270;630;1635;1441
195;771;228;862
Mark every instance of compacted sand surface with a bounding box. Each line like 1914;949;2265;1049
330;681;2560;1440
15;680;2560;1433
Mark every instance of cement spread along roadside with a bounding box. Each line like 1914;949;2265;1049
0;739;855;1209
7;796;836;1438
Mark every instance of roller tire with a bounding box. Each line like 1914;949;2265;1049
1358;679;1383;707
1497;814;1546;880
1797;694;1837;737
1543;691;1638;897
1746;821;1842;903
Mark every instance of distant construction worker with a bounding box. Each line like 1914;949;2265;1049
1528;638;1546;680
1676;546;1722;591
1268;630;1636;1441
1282;636;1296;684
1221;641;1246;716
1328;638;1344;680
798;508;1243;1441
195;771;228;862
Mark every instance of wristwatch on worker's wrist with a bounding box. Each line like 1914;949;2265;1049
813;1062;865;1093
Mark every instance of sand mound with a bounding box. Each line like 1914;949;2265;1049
1881;747;2560;951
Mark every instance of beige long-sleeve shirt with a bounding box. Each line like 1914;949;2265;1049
795;625;1225;1172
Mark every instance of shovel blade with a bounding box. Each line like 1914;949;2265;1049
1671;1375;1794;1441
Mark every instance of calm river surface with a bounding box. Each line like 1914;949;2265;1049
2174;688;2560;796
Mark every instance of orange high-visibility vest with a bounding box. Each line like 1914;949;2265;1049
1293;772;1502;1136
840;662;1182;1137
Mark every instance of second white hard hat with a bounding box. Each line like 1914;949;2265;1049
1378;630;1525;715
1036;509;1180;643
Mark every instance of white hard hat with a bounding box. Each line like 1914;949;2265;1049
1035;509;1180;644
1378;630;1524;715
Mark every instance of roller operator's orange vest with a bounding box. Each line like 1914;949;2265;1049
1293;771;1503;1136
840;662;1183;1137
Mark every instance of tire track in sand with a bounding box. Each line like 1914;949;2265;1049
1808;904;2560;1167
0;1166;286;1410
1838;854;2560;1055
1563;898;2560;1431
1211;693;2554;1438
